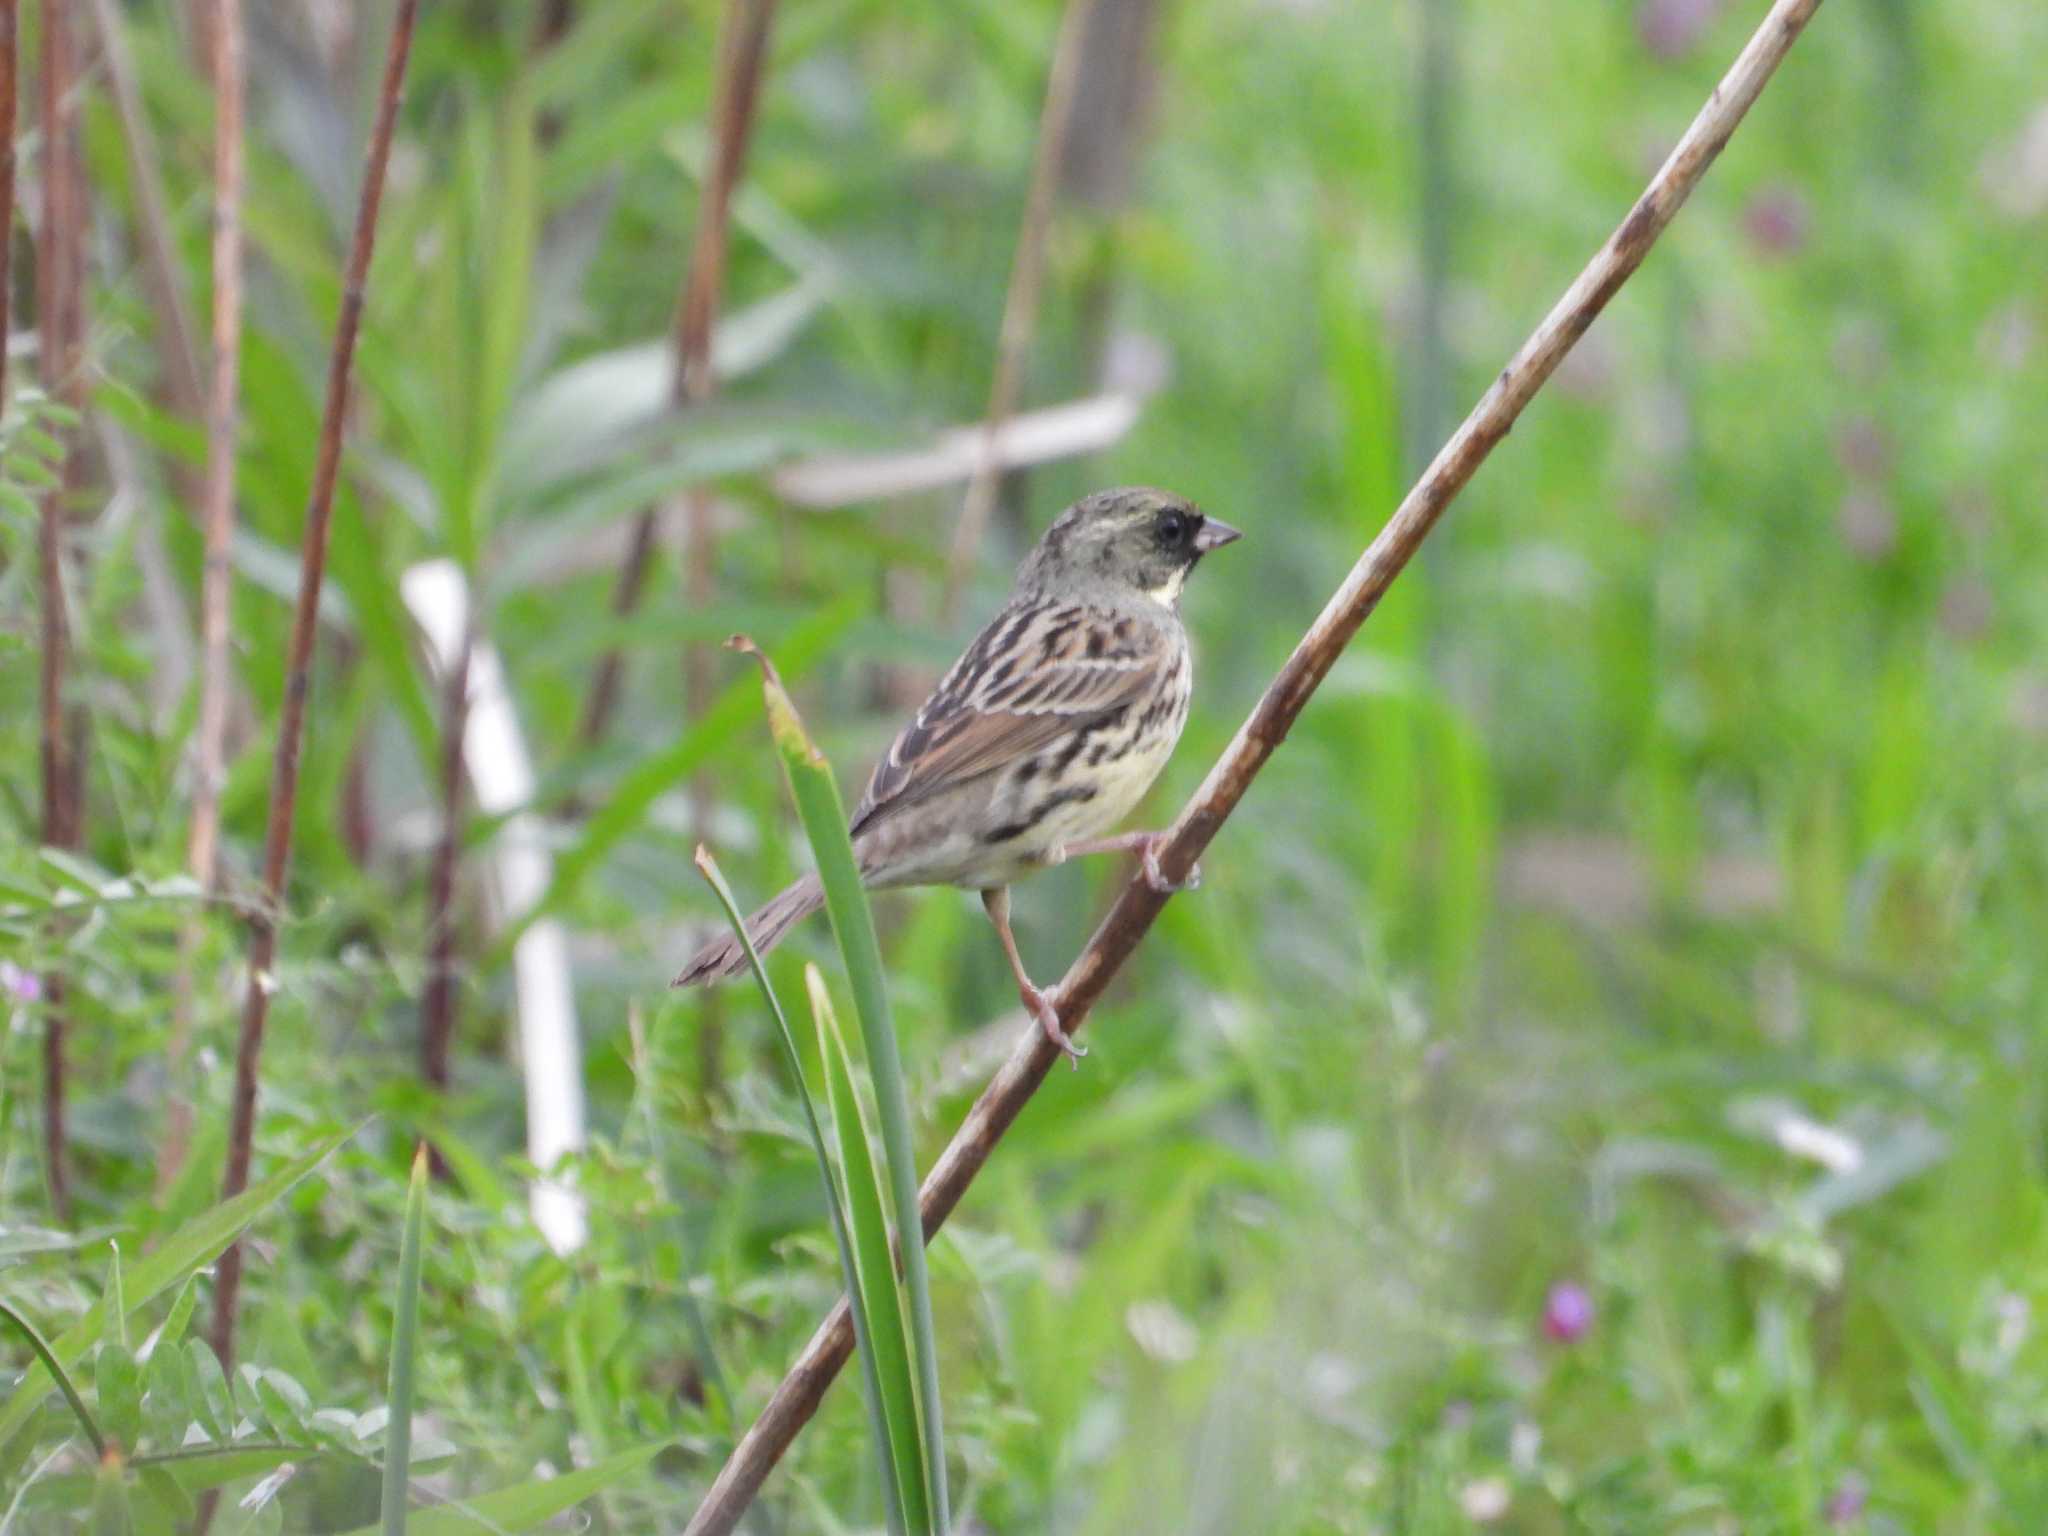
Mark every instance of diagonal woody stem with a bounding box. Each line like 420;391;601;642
680;1;1829;1530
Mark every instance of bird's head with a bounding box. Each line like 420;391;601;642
1018;486;1241;609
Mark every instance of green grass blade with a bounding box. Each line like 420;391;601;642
0;1125;361;1446
333;1441;668;1536
694;848;906;1533
808;966;928;1534
106;1245;126;1350
736;638;949;1528
0;1300;104;1455
381;1146;431;1536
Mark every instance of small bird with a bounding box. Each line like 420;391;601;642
674;486;1240;1059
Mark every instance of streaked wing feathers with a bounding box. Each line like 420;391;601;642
849;599;1165;839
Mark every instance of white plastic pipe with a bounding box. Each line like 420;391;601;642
402;559;588;1254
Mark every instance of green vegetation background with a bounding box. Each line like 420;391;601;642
4;0;2047;1529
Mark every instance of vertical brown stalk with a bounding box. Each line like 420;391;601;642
209;0;420;1370
941;0;1094;620
162;0;247;1195
575;0;778;753
680;0;1830;1525
419;632;473;1180
37;0;89;1225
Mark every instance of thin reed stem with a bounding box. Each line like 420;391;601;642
209;0;421;1369
36;0;89;1226
681;1;1831;1526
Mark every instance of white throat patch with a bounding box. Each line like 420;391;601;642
1145;565;1188;606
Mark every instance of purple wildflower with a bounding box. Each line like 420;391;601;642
1;961;43;1004
1824;1471;1869;1525
1542;1281;1594;1344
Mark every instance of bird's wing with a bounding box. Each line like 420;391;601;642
849;598;1168;839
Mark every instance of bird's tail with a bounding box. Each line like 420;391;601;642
672;872;825;987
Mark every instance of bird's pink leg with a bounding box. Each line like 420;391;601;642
980;886;1085;1065
1046;831;1200;894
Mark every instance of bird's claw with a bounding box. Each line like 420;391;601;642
1140;835;1201;895
1023;982;1087;1068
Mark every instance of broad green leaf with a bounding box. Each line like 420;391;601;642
249;1370;312;1442
183;1342;232;1442
96;1344;142;1455
138;1277;198;1366
0;1127;358;1446
332;1440;668;1536
136;1468;194;1527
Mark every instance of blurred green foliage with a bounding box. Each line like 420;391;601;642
4;0;2048;1529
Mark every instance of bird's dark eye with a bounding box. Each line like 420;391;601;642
1157;511;1190;546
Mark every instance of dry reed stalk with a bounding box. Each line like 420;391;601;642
681;1;1830;1526
36;0;89;1225
208;0;421;1368
162;0;248;1196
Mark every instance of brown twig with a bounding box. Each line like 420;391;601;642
575;0;778;753
0;0;18;411
87;0;206;426
36;0;89;1226
680;1;1828;1527
419;629;473;1179
209;0;419;1370
162;0;246;1196
940;0;1094;620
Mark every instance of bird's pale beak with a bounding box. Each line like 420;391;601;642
1194;517;1242;553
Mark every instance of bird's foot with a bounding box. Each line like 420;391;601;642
1022;980;1087;1068
1045;831;1201;894
1138;833;1201;895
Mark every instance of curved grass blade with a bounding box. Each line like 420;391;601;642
732;637;948;1528
807;965;929;1533
381;1145;430;1536
0;1300;103;1456
694;847;905;1535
